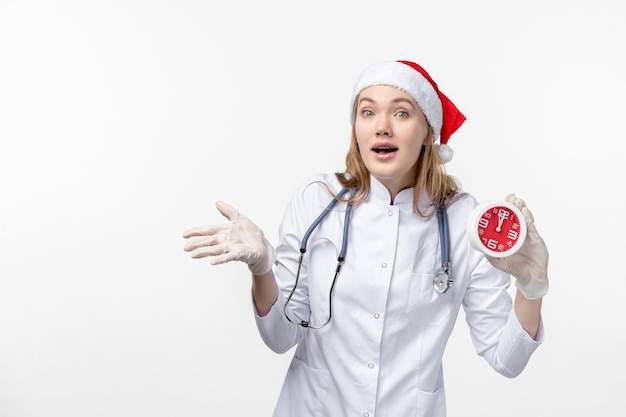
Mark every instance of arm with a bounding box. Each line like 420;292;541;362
462;257;543;378
252;270;279;317
514;292;542;340
487;194;549;340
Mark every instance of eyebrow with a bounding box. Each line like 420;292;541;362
358;97;416;107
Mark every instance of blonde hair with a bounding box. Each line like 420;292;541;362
334;113;461;217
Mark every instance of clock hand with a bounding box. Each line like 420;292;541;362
496;210;505;232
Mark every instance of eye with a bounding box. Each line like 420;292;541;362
362;109;374;117
396;110;409;118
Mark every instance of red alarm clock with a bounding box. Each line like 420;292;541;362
466;201;527;258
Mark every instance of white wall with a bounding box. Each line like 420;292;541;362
1;0;624;416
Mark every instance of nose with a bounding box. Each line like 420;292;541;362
376;118;392;137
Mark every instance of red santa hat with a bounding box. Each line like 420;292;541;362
350;60;466;163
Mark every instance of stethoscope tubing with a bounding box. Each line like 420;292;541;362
299;187;352;259
437;202;450;268
284;187;451;329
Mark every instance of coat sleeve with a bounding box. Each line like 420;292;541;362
253;174;337;354
462;256;544;378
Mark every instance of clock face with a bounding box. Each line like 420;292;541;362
467;201;527;258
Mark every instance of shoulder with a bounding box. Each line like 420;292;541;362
283;173;343;216
279;173;344;232
446;192;480;221
293;173;344;203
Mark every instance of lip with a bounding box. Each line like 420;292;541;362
371;141;398;160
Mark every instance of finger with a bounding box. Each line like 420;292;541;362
521;206;536;229
510;195;535;228
505;193;526;209
183;234;222;252
183;223;231;238
505;193;516;203
208;251;239;265
505;194;535;227
192;248;239;264
215;201;240;222
189;243;230;259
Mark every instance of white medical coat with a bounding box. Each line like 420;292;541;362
254;174;544;417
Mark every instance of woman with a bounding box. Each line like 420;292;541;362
183;60;549;417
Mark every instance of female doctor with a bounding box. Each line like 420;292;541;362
183;60;549;417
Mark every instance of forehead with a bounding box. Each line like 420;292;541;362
358;85;416;104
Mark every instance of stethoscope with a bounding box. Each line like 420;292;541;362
284;187;452;329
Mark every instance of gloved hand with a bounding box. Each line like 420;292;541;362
486;194;549;300
183;201;276;275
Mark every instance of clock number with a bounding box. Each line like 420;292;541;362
469;201;527;257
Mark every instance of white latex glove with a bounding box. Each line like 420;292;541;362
183;201;276;275
485;194;549;300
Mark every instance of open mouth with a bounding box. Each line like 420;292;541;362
373;146;398;154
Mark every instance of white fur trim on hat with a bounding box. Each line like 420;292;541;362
435;143;454;163
350;61;444;141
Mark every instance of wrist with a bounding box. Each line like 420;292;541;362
515;275;549;300
248;239;276;275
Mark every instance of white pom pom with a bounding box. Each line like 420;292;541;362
435;143;454;163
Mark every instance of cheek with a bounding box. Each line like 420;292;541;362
405;132;428;161
354;123;369;149
411;123;429;150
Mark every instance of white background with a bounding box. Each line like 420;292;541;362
1;0;624;416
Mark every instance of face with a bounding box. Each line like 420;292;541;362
354;85;429;196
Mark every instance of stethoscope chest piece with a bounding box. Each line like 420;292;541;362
285;188;454;329
433;263;452;294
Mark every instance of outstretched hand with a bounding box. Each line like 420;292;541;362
183;201;276;275
486;194;549;299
